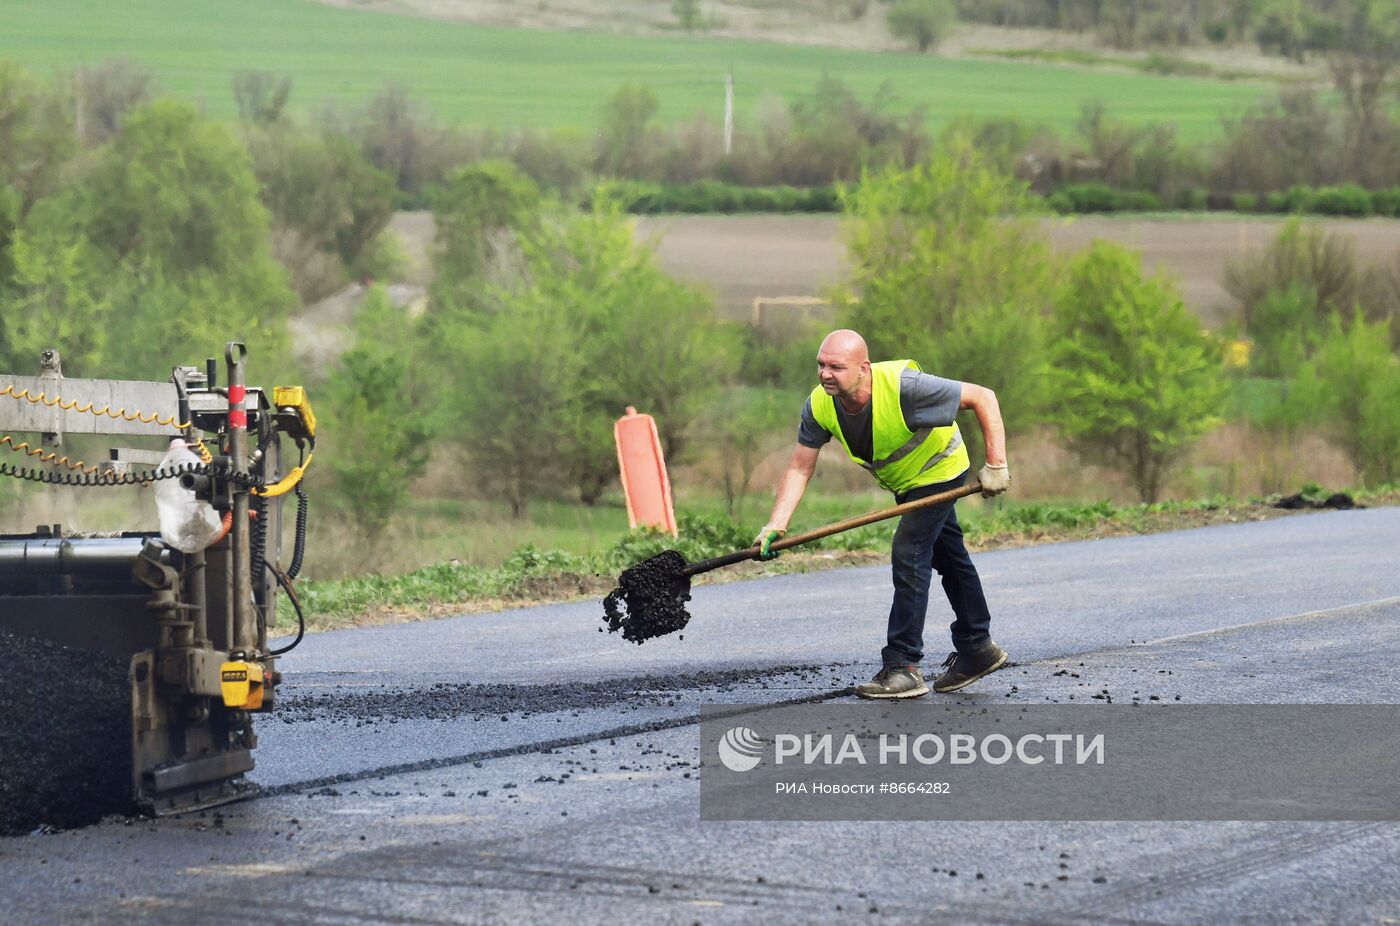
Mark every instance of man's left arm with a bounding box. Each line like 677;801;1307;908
959;383;1010;497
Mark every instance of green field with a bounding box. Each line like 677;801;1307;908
2;0;1277;141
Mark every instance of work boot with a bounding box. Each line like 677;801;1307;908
931;642;1008;693
855;665;928;700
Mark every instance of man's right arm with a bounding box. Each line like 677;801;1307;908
754;443;820;545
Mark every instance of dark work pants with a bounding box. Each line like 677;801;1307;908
881;473;993;667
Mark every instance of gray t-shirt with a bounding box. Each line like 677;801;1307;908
797;368;962;462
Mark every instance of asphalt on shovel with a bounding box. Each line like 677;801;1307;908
602;481;983;643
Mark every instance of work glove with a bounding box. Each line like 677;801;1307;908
753;526;786;561
978;462;1011;498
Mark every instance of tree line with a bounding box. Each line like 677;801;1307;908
2;58;1396;551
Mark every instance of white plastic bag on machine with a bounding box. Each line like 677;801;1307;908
155;440;223;553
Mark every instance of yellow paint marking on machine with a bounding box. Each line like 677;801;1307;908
220;661;265;710
272;385;316;440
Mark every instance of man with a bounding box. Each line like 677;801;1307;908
754;329;1010;698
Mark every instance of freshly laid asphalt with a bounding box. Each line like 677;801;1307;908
3;506;1398;924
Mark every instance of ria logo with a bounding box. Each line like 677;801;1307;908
717;726;765;772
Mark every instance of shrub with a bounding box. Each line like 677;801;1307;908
1224;219;1360;334
504;127;592;198
1178;188;1209;210
1358;252;1400;349
1246;284;1322;378
886;0;956;52
595;83;659;178
1213;90;1335;195
1132;123;1204;202
1281;184;1319;212
672;0;702;30
354;84;452;196
770;76;930;186
1046;184;1161;213
244;126;396;300
1232;192;1259;212
1262;190;1292;213
1142;53;1214;78
1302;313;1400;485
1119;190;1164;211
427;160;541;314
318;287;434;540
1371;187;1400;217
232;70;291;126
71;58;153;146
839;136;1054;440
943;115;1065;186
1054;182;1119;212
598;180;840;214
1049;241;1224;502
1309;183;1372;216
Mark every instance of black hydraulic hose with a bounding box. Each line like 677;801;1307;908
250;493;268;591
0;456;265;488
286;483;308;580
268;564;305;656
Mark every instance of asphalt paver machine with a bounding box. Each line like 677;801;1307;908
0;343;315;814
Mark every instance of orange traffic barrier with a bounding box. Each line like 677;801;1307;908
614;406;677;537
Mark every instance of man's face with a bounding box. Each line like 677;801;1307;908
817;346;867;399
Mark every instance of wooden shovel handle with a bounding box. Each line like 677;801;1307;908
681;481;983;577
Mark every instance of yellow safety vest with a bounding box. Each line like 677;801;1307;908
808;359;969;494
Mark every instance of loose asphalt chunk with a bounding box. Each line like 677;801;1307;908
602;550;693;643
0;631;132;836
273;665;829;725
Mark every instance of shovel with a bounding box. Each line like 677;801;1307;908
602;481;983;644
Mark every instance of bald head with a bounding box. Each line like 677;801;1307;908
818;329;869;366
816;329;872;406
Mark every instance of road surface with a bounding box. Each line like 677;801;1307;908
4;507;1399;924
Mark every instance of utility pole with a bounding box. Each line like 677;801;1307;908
723;71;733;156
74;66;84;145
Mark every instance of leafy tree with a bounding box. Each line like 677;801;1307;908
244;125;396;299
0;229;109;376
0;63;76;285
442;289;587;519
1300;312;1400;485
887;0;956;52
672;0;702;30
1213;89;1336;194
596;84;659;179
1253;0;1335;62
17;100;295;382
773;77;930;185
425;170;726;512
509;198;728;503
1049;241;1225;503
1246;284;1322;378
318;287;435;540
1324;0;1400;183
701;385;791;518
1224;219;1361;350
233;70;292;126
71;58;153;147
356;84;444;196
426;160;541;320
838;135;1054;453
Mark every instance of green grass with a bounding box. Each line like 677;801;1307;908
2;0;1278;142
298;488;1400;623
